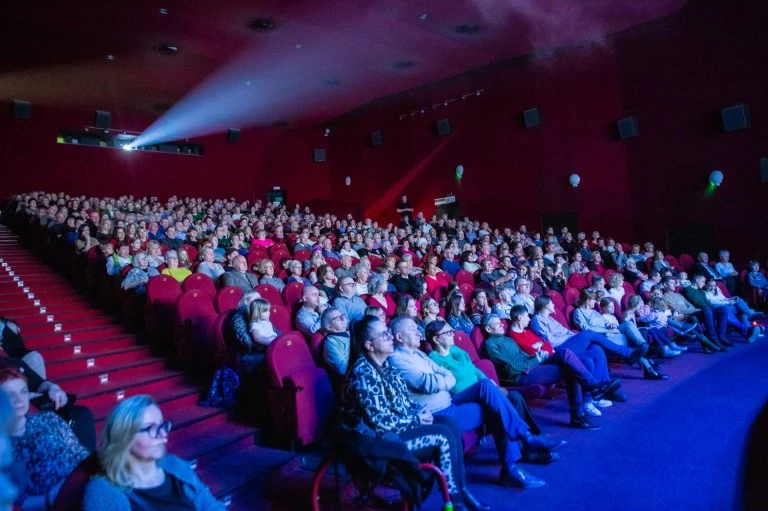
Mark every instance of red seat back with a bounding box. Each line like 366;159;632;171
453;330;479;362
565;305;576;329
551;307;570;329
679;253;695;272
182;273;216;296
454;270;475;286
282;282;305;306
309;331;326;365
247;251;267;269
256;283;283;306
175;289;216;324
664;255;680;271
564;287;581;306
51;453;101;511
546;290;566;312
568;273;588;290
716;281;731;299
458;283;474;304
586;271;599;287
622;281;635;296
270;304;293;334
469;326;485;354
293;249;311;262
214;286;244;313
265;332;334;446
146;275;181;305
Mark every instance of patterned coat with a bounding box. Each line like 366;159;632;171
341;356;422;435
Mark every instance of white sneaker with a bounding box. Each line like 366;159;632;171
594;399;613;408
584;402;602;417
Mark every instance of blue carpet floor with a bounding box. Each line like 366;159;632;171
421;336;768;511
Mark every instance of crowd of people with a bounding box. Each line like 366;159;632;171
3;190;768;510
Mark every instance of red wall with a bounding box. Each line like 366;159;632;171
615;0;768;259
327;49;635;239
0;106;331;205
326;0;768;261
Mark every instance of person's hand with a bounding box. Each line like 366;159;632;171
418;405;433;425
608;324;617;330
46;384;68;410
535;349;549;362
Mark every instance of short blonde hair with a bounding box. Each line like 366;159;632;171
98;395;158;488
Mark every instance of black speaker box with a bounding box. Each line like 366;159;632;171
721;104;750;132
12;100;31;120
436;118;451;137
523;108;540;128
760;158;768;184
227;128;240;143
617;116;639;140
313;148;326;162
370;130;383;147
94;110;111;130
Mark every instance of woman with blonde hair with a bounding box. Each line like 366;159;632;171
83;395;223;510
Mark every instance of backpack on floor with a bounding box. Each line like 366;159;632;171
199;366;240;409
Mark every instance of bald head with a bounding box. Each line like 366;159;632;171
233;255;248;273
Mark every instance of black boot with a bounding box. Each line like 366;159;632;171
461;486;491;511
698;334;720;354
643;364;669;380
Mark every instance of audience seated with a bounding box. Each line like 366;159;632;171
160;250;192;284
333;277;367;322
388;317;558;489
221;255;258;292
121;251;159;295
196;247;225;281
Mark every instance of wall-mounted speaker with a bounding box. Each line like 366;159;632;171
227;128;240;143
12;100;31;120
523;108;540;128
617;116;639;140
721;104;750;132
760;157;768;184
94;110;111;130
370;130;383;147
436;118;451;137
313;148;326;163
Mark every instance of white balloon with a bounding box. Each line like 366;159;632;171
709;170;723;186
569;174;581;187
345;176;351;186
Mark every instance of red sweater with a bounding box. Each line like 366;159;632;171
509;329;555;356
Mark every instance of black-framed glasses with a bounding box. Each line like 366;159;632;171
331;313;347;322
138;420;172;439
369;330;393;342
437;329;454;337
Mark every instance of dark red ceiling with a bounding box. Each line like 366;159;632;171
1;0;686;129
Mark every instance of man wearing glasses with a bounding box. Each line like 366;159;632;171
510;277;535;315
333;278;367;322
389;316;563;489
320;308;350;383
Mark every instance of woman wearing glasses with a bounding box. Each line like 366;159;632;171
340;316;488;510
83;395;224;510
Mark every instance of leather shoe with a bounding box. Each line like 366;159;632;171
719;337;735;347
523;432;567;453
607;389;628;402
569;414;601;430
643;366;669;380
626;343;649;366
462;487;491;511
591;378;622;401
522;451;560;465
499;464;546;488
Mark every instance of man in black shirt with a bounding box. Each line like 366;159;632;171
396;196;413;227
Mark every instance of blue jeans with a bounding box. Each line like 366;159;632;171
559;330;633;359
436;379;528;469
515;349;598;417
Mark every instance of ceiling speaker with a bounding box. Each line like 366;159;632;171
12;100;31;120
721;104;749;132
313;148;326;163
523;108;540;128
227;128;241;143
436;118;451;137
94;110;111;130
617;116;639;140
